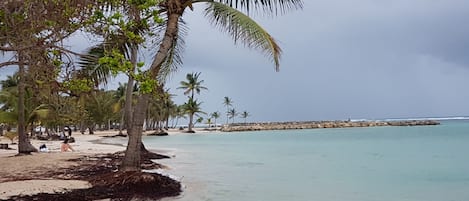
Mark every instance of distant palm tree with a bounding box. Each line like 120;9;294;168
240;111;250;124
114;82;127;134
172;105;185;128
228;108;237;124
223;96;233;124
178;72;208;100
206;118;213;128
182;98;205;132
195;116;204;127
210;111;220;128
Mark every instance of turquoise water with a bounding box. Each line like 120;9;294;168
144;121;469;201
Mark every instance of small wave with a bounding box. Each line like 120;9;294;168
144;169;183;182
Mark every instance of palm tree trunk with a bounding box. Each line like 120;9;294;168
226;107;229;125
121;93;149;172
17;52;37;154
124;45;138;133
121;4;183;171
188;113;194;132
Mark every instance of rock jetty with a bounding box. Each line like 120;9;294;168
220;120;440;132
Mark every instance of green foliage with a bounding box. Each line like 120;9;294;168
62;79;93;94
135;72;158;94
99;49;132;76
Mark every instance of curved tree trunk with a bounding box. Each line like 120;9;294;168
121;93;149;172
17;52;37;154
120;4;182;172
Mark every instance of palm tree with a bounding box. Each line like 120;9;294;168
114;83;127;134
178;72;208;100
195;116;204;127
228;108;237;124
240;111;250;124
210;111;220;128
122;0;303;171
223;96;233;124
85;90;117;131
172;105;185;128
182;98;205;132
206;118;213;128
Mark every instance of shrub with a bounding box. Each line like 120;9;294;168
4;131;18;144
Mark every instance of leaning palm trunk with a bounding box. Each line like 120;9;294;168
120;0;302;172
121;93;150;171
17;52;37;154
120;6;182;172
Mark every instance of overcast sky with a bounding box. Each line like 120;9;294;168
2;0;469;122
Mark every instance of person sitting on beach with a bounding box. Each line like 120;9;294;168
61;139;74;152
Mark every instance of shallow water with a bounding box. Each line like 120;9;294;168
144;120;469;201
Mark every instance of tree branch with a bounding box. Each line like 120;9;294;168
51;45;89;57
0;61;22;68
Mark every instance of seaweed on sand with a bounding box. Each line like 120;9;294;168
4;152;181;201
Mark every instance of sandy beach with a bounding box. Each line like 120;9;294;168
0;131;128;200
0;128;215;200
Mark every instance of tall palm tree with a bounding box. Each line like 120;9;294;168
210;111;220;128
223;96;233;124
240;111;250;124
178;72;208;100
182;97;205;132
228;108;237;124
122;0;303;171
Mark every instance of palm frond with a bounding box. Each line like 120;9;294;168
0;111;17;124
204;2;282;71
210;0;303;16
27;104;54;123
77;44;110;86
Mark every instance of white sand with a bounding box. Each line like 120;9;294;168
0;131;125;199
0;180;91;198
0;128;216;200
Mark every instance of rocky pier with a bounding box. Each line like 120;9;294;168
220;120;440;132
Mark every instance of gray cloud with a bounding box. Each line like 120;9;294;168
166;1;469;122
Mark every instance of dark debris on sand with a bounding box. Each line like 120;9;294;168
3;151;181;201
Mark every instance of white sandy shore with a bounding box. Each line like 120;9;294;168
0;128;215;200
0;131;126;199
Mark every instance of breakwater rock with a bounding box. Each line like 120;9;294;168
220;120;440;132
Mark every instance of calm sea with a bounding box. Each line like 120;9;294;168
138;120;469;201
